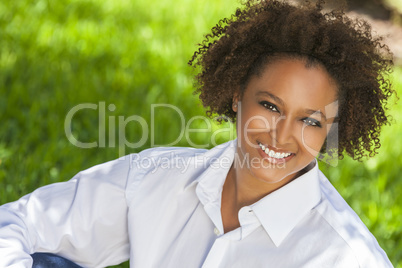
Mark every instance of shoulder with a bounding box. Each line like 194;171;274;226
129;140;235;172
134;139;235;159
312;169;393;268
125;140;236;199
134;145;208;162
71;146;205;184
61;146;211;197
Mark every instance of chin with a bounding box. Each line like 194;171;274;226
252;157;312;185
248;163;291;184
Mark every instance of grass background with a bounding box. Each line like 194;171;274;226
0;0;401;267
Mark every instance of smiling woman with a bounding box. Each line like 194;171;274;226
231;58;338;194
220;63;337;233
0;0;396;267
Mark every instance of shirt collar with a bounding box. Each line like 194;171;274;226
193;139;236;205
188;139;236;232
251;160;321;247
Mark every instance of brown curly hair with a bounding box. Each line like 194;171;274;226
189;0;394;160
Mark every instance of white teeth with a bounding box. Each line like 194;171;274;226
258;142;292;159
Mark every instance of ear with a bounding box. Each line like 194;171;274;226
232;92;240;112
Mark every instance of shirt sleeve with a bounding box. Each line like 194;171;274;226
0;155;133;267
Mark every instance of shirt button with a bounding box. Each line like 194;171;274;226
214;227;220;236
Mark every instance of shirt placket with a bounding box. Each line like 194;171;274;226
201;227;240;268
201;206;260;268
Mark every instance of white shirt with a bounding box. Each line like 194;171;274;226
0;139;393;268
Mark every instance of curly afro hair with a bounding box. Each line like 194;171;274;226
189;0;394;161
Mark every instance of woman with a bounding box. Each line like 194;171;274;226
0;0;395;267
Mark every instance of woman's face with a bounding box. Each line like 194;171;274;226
234;58;338;184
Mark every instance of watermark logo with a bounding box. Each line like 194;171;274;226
64;102;235;155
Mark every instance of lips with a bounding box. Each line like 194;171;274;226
257;142;295;163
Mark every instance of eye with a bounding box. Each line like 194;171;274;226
302;118;322;128
260;101;279;113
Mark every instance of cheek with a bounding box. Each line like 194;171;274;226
239;110;279;135
299;127;327;155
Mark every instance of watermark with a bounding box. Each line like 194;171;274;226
64;101;339;166
130;151;286;174
64;102;236;155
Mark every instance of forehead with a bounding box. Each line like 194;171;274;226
247;54;338;89
245;58;338;109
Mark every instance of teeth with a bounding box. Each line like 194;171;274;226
258;143;291;159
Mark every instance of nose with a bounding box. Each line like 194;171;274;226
270;115;294;147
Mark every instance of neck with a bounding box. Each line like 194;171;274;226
223;156;313;211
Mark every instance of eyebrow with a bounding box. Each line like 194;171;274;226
256;90;327;121
256;91;284;106
304;109;327;122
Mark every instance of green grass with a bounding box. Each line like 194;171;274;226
1;0;401;267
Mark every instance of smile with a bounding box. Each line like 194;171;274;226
258;142;292;159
